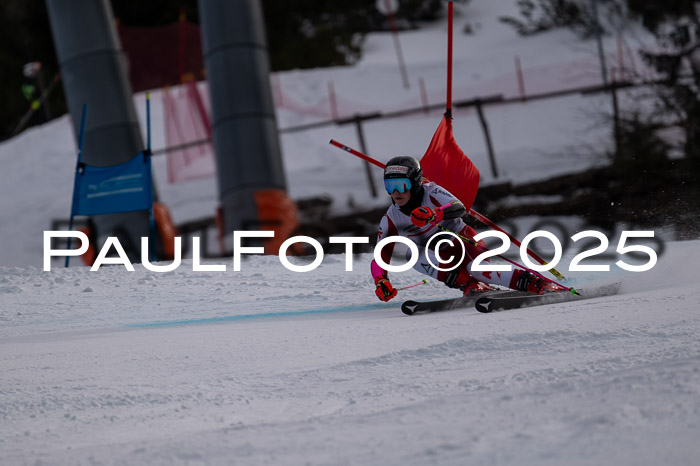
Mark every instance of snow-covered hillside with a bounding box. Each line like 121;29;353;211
1;0;699;464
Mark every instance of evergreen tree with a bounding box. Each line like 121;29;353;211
626;0;700;163
0;0;65;139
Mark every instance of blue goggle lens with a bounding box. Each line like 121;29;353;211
384;178;412;194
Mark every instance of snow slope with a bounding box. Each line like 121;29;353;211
1;241;699;465
1;1;699;464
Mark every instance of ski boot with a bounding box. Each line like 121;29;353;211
444;268;491;296
461;277;492;296
513;271;561;295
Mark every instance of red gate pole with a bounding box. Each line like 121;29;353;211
446;1;454;117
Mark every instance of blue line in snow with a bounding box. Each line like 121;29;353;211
123;302;395;328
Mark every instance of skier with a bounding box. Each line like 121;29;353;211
372;156;558;302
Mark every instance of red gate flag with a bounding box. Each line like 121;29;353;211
420;116;480;209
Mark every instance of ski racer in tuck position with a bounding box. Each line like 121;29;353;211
372;156;560;302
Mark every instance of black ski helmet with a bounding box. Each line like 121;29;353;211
384;156;422;195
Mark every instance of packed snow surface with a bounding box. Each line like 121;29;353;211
1;240;700;465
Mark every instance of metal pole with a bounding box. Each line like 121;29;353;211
384;0;410;89
475;100;499;179
611;76;621;158
35;71;52;121
353;116;378;198
66;104;88;268
198;0;289;234
591;0;608;86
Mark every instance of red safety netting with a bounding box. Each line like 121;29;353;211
117;20;205;92
162;81;216;183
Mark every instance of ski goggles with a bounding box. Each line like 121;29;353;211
384;177;412;194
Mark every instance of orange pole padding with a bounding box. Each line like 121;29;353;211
78;226;97;266
254;189;301;256
153;201;178;260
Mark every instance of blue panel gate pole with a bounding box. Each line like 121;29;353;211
146;93;156;263
65;104;88;268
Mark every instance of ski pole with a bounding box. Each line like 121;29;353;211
435;224;579;295
397;278;429;291
328;139;566;280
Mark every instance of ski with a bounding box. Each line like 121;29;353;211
401;290;523;315
474;282;621;313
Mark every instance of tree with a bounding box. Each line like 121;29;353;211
262;0;459;70
626;0;700;164
499;0;605;39
0;0;65;139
